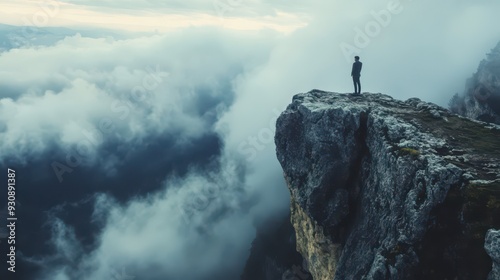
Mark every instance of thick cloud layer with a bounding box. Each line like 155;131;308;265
0;1;499;279
0;28;275;161
0;27;278;280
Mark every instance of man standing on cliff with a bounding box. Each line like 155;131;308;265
351;56;362;95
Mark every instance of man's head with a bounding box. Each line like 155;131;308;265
354;56;360;61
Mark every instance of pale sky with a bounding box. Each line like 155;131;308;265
0;0;309;33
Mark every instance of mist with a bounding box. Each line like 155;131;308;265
0;0;499;279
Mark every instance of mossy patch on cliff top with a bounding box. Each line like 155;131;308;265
409;112;500;157
399;147;421;157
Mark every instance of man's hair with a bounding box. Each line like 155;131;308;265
354;56;360;60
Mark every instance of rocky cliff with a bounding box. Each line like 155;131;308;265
275;90;500;280
450;41;500;124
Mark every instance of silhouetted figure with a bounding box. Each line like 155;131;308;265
351;56;362;95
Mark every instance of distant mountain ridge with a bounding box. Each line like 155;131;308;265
450;41;500;124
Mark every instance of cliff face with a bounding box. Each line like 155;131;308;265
275;90;500;279
241;213;312;280
450;41;500;124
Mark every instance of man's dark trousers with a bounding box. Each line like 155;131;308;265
353;76;361;94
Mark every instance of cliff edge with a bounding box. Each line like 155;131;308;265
275;90;500;279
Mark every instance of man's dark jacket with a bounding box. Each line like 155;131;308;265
351;61;362;77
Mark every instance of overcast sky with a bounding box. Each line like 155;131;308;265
0;0;309;33
0;1;499;279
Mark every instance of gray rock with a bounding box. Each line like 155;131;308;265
275;90;500;280
485;229;500;280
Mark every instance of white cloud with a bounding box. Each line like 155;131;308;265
2;1;499;279
36;158;256;280
0;28;275;164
